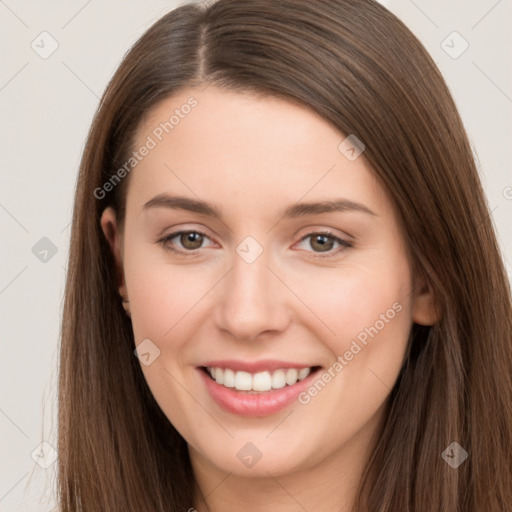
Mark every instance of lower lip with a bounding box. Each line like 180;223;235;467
198;367;320;417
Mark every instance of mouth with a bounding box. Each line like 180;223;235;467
197;364;323;417
199;365;322;393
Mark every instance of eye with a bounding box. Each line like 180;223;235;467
158;229;214;254
157;228;352;258
295;230;352;257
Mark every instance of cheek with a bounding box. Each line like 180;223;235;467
123;245;214;436
123;240;211;344
289;254;413;411
290;253;413;422
287;257;413;354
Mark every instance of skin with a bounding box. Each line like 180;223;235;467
101;86;437;512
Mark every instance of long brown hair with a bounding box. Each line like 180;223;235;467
58;0;512;510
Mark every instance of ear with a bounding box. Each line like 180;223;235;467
100;207;129;314
411;273;440;326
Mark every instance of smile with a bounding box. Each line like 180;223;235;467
204;366;315;392
198;364;322;417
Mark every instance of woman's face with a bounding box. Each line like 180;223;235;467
101;86;436;479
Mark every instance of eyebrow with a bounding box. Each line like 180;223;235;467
142;194;377;219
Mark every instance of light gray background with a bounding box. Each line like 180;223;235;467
1;1;511;510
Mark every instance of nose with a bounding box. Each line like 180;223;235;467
213;245;291;342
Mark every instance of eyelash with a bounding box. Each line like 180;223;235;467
157;229;353;258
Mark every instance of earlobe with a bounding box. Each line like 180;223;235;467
412;276;440;326
100;207;130;316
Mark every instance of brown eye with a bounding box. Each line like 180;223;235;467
179;231;204;250
159;229;212;254
309;234;335;252
296;231;353;257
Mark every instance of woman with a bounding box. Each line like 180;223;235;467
58;0;512;510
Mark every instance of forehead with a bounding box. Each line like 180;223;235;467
126;86;388;217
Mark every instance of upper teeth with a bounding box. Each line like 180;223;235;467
206;367;312;392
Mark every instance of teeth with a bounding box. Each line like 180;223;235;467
235;371;253;391
223;368;235;388
285;368;298;385
214;368;223;385
298;368;310;380
271;369;287;389
205;366;313;392
253;371;272;391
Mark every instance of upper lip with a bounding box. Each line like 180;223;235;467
199;359;320;373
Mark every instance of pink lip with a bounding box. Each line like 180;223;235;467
198;366;320;417
200;359;315;373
